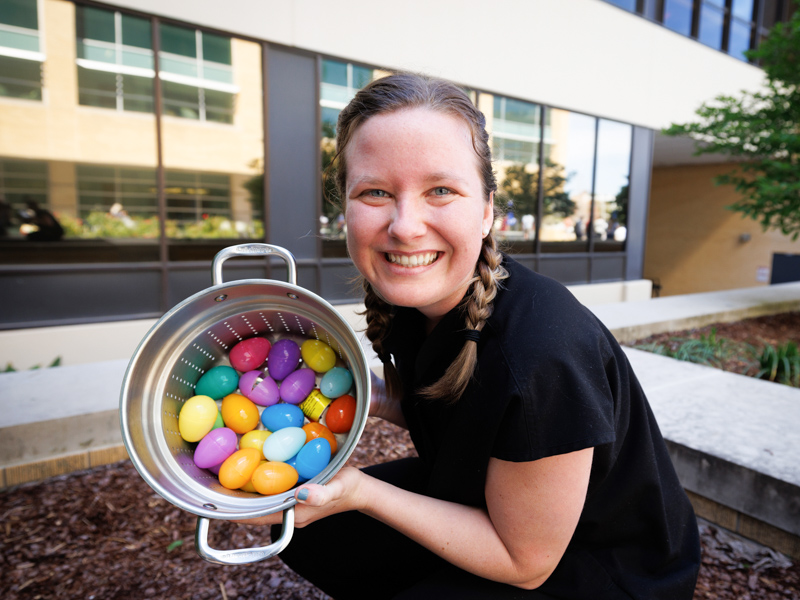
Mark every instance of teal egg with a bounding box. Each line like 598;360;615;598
262;427;306;462
319;367;353;399
195;365;239;399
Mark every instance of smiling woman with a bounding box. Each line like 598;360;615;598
253;73;702;600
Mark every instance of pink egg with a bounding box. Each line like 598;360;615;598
238;370;280;407
279;368;316;404
268;339;301;381
229;337;271;372
193;427;238;469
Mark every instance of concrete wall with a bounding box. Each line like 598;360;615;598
100;0;767;131
645;163;798;296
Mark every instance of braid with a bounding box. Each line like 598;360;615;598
361;279;403;402
419;233;508;403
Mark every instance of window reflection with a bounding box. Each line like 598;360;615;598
663;0;694;36
698;3;725;50
540;109;596;253
593;119;632;251
319;59;377;256
0;0;43;100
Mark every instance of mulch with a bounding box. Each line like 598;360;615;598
3;312;800;599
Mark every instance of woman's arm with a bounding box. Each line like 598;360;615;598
368;369;407;429
276;446;593;590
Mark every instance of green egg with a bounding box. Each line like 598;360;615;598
195;365;239;399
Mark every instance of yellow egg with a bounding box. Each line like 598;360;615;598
240;429;271;452
178;395;219;442
221;393;260;434
301;339;337;373
218;448;262;490
251;461;299;496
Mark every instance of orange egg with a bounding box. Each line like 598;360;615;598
218;448;262;490
240;460;267;493
325;394;356;433
221;393;260;434
303;422;338;454
251;461;299;495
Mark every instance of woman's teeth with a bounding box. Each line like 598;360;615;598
386;252;439;267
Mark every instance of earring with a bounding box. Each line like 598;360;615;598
482;228;490;237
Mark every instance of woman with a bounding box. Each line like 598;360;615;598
249;73;701;599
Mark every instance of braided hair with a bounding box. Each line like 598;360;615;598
329;72;508;403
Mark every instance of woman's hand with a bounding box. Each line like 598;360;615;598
237;466;367;528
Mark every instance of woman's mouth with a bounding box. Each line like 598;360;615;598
385;252;440;267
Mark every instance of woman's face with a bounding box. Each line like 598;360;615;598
344;107;493;323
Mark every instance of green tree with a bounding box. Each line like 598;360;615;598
663;3;800;238
499;160;576;219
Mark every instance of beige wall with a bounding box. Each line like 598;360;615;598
644;163;798;296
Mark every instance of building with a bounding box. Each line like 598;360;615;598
0;0;795;365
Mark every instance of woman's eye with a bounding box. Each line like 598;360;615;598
367;189;389;198
433;187;452;196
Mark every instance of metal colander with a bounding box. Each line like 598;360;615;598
120;244;370;565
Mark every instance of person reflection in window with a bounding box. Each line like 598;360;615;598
19;197;64;242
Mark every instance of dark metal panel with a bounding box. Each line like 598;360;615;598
537;257;590;285
626;126;653;281
267;48;319;263
511;255;538;274
166;264;269;309
0;270;161;327
591;255;626;282
320;260;362;303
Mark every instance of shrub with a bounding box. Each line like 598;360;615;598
757;342;800;387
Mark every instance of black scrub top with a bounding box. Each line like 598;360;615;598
384;255;700;599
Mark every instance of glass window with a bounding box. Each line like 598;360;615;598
160;23;196;58
121;14;152;50
76;6;114;43
162;80;200;119
540;109;596;252
698;3;725;49
663;0;694;36
0;0;38;30
319;60;376;254
76;66;117;109
728;19;753;60
605;0;637;12
593;119;632;251
0;54;42;100
202;32;231;65
731;0;754;21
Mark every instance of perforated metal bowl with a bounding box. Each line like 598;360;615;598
120;244;370;565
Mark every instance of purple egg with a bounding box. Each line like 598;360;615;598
238;369;280;407
193;427;238;469
268;339;301;381
279;368;316;404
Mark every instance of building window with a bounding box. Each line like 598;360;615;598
75;6;155;112
0;0;43;100
159;23;237;123
698;0;727;50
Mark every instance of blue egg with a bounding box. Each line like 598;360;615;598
195;366;239;400
261;403;305;431
295;438;332;480
284;453;308;483
262;427;307;462
319;367;354;400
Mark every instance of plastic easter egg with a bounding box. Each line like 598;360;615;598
261;403;305;432
218;448;262;490
262;426;307;462
211;411;225;430
193;427;238;469
319;367;353;399
302;422;338;454
295;438;332;480
279;368;317;405
325;394;357;434
251;461;299;496
298;389;331;422
238;370;280;407
178;395;219;442
221;393;260;434
229;337;271;373
301;339;337;373
240;460;267;492
268;339;301;381
240;429;271;452
284;453;308;483
195;366;239;400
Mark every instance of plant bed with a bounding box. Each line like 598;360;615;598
626;312;800;386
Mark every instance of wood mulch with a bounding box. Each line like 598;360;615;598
2;312;799;599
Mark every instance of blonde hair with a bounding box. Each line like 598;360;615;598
331;72;508;403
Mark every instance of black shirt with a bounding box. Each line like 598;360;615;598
385;255;700;599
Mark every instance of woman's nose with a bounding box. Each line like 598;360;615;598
387;199;426;242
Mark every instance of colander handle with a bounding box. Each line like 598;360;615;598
212;244;298;286
194;507;295;565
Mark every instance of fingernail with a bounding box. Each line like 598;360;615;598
297;488;309;501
